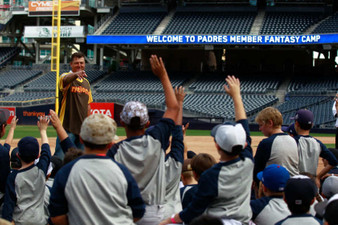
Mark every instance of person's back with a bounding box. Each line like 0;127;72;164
0;109;17;205
53;154;142;225
161;76;254;225
292;109;337;181
181;153;216;210
111;127;168;204
107;55;179;225
254;107;299;181
2;117;51;225
49;113;145;225
275;175;321;225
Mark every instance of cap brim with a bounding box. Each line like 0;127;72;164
314;200;328;217
257;171;263;181
211;122;235;137
281;126;288;132
210;124;222;137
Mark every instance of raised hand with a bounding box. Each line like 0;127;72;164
149;55;167;78
224;75;241;98
175;86;186;103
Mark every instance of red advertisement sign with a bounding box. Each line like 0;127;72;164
0;107;16;124
90;103;114;119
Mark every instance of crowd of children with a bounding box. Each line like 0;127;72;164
0;55;337;225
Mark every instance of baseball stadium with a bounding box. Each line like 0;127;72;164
0;0;337;224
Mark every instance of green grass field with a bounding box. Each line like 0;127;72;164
3;124;335;148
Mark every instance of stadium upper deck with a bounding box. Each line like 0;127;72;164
0;0;337;128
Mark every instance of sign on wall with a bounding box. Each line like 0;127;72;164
90;102;115;119
24;26;84;38
28;1;80;16
0;107;16;124
87;34;338;45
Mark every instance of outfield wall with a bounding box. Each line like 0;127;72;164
1;104;335;134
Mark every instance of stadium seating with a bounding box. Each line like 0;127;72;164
24;70;106;91
102;11;166;35
312;12;338;34
0;69;42;90
282;99;335;128
93;92;165;109
277;96;330;113
260;12;323;35
184;94;278;119
0;47;20;66
163;11;256;35
94;71;185;93
189;74;281;94
0;91;55;106
287;76;338;94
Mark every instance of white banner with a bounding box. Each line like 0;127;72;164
24;26;84;38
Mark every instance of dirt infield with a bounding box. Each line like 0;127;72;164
11;135;334;173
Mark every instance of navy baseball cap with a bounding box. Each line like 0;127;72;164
291;109;314;126
257;164;290;192
10;147;20;162
18;137;40;162
284;175;317;205
0;108;10;125
282;123;297;136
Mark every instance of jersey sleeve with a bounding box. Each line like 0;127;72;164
253;139;271;183
37;143;52;176
59;72;69;91
0;144;10;193
165;125;184;163
145;118;175;151
115;161;145;219
318;140;338;167
2;172;17;222
237;119;253;161
60;137;76;153
88;88;93;104
250;197;270;221
179;167;219;224
48;164;73;217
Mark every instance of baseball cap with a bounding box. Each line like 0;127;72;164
281;123;297;136
211;123;246;153
291;109;314;126
315;192;338;218
18;137;40;162
284;175;317;205
120;101;149;128
10;148;20;163
257;164;290;192
0;108;10;125
187;150;197;159
80;113;117;145
322;176;338;199
324;194;338;224
10;147;21;168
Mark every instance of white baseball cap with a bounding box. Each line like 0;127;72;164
211;123;246;153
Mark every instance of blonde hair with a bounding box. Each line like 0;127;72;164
255;107;283;128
